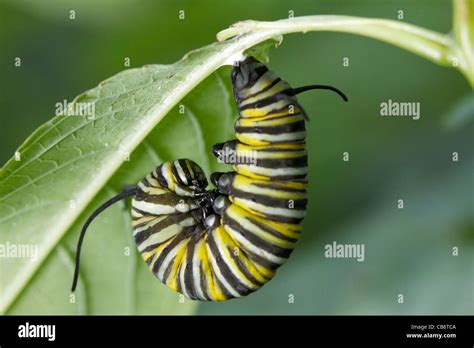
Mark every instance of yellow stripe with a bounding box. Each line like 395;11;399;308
165;240;189;291
240;105;302;118
239;80;288;106
162;162;176;191
146;240;171;271
226;205;297;248
238;70;278;97
237;114;304;127
197;238;227;301
237;142;305;151
253;262;275;279
228;203;301;238
131;215;157;227
215;226;268;285
235;133;270;146
232;175;307;200
232;165;271;180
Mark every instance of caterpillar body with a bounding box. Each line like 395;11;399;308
71;56;347;301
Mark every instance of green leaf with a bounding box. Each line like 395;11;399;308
0;34;249;312
0;26;284;313
0;64;236;313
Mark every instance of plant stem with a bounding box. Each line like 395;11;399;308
452;0;474;87
217;14;473;88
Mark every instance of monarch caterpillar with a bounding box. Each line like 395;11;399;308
71;56;347;301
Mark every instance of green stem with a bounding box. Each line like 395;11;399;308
452;0;474;87
217;14;472;88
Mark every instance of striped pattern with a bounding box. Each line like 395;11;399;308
209;57;308;298
131;57;308;301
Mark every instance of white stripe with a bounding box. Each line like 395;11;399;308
238;131;306;142
146;174;161;188
192;240;206;300
206;240;241;298
223;225;287;265
132;215;167;236
157;239;188;281
132;200;197;215
137;218;195;252
178;254;190;299
233;198;306;219
161;162;174;189
173;160;188;185
236;164;307;177
214;231;255;289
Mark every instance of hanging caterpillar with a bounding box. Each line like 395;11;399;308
71;56;347;301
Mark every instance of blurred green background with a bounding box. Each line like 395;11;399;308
1;0;472;314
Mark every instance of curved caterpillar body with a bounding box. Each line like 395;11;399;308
71;56;347;301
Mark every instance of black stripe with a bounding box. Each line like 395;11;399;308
251;112;305;122
145;253;155;266
241;65;269;90
199;263;211;301
230;187;307;210
235;120;306;136
140;179;151;187
134;212;195;245
223;212;293;259
239;89;294;110
248;102;306;118
226;246;263;287
152;226;193;275
162;257;176;283
132;207;160;217
238;77;282;102
183;233;198;299
236;112;305;125
142;241;169;253
234;167;308;181
171;162;186;186
207;230;252;296
255;155;308;169
252;210;305;224
213;275;233;299
222;229;280;271
179;159;194;184
251;181;307;193
176;265;183;294
133;190;197;207
152;166;169;188
247;216;299;243
239;143;306;153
